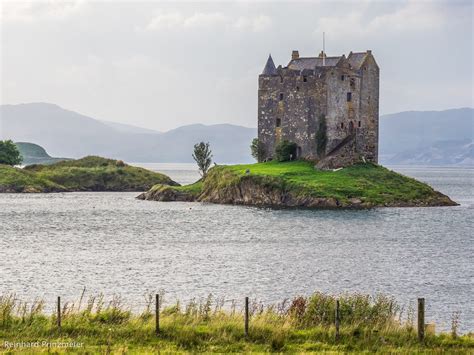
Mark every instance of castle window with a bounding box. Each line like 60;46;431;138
279;93;284;101
358;121;361;128
350;78;355;88
340;75;345;81
347;92;352;102
296;86;300;91
341;122;344;129
276;118;281;127
303;76;307;82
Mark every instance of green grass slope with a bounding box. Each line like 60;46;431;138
1;156;178;193
0;165;66;192
141;161;457;208
0;292;472;353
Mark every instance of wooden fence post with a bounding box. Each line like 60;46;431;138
57;296;61;328
335;299;340;340
244;297;249;337
155;294;160;335
418;298;425;342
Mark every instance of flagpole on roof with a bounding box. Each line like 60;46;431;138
323;32;326;66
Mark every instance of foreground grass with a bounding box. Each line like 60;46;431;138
1;293;472;353
0;156;177;193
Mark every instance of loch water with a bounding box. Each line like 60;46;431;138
0;164;472;332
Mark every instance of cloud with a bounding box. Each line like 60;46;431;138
316;1;445;39
144;10;271;32
146;11;227;30
233;15;272;32
0;0;85;22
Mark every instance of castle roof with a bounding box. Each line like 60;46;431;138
347;52;368;69
262;54;277;75
287;51;371;71
287;56;341;70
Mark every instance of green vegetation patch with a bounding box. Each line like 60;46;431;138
162;160;454;207
1;156;178;193
0;292;472;353
0;164;65;192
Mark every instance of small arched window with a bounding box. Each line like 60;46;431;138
303;76;307;82
341;122;344;129
279;93;284;101
358;121;361;128
276;118;281;127
296;86;300;91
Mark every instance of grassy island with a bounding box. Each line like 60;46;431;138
0;292;472;353
138;161;457;208
0;156;178;193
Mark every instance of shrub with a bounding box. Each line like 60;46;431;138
250;138;266;162
192;142;213;177
274;140;297;162
0;140;23;166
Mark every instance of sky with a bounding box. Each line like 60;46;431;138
1;0;473;131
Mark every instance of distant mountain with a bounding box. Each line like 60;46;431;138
1;103;472;165
0;103;256;163
14;142;70;165
379;108;473;166
100;120;161;135
384;139;473;166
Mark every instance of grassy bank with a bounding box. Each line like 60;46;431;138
140;161;457;208
0;292;472;353
0;156;178;193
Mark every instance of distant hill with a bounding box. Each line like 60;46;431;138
379;108;473;165
15;142;69;166
0;103;256;163
1;103;472;165
100;120;161;135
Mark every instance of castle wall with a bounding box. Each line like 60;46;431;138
325;68;361;156
258;51;379;166
258;70;327;161
357;55;379;163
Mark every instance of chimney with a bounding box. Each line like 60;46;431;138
318;50;326;58
292;50;299;60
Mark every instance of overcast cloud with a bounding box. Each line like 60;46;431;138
1;0;473;131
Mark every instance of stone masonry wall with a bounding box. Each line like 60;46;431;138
258;52;379;166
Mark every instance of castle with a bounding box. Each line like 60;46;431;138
258;50;379;169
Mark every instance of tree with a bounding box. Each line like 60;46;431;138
274;140;297;162
0;140;23;166
192;142;213;177
250;138;265;162
316;115;328;157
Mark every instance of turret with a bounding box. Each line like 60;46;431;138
261;54;277;76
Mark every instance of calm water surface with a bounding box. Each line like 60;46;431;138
0;164;472;332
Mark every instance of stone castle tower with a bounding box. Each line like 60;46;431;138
258;50;379;168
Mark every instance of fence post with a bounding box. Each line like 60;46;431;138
244;297;249;337
57;296;61;328
155;294;160;335
335;299;340;340
418;298;425;342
